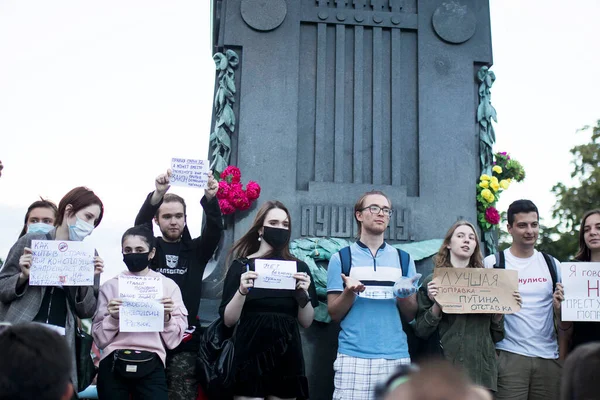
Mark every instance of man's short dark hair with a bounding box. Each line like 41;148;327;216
507;199;539;226
0;324;73;400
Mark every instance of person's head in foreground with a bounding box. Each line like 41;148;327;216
0;323;73;400
376;359;493;400
561;341;600;400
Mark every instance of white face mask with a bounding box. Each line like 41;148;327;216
68;216;94;241
27;223;54;235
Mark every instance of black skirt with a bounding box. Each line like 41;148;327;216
233;312;309;399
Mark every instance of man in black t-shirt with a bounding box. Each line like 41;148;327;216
135;169;222;400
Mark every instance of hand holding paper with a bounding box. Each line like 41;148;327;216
108;298;123;319
94;256;104;276
19;247;33;281
161;297;174;322
393;274;422;299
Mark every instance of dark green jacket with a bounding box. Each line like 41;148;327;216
414;273;505;391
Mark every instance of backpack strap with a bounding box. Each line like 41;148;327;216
541;252;558;290
493;250;505;269
339;246;352;276
396;248;410;277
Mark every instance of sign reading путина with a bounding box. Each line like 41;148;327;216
432;268;520;314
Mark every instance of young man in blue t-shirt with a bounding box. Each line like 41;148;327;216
327;190;418;400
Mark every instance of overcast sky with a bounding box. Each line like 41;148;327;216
1;0;599;280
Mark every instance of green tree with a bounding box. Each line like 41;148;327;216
552;121;600;230
544;120;600;260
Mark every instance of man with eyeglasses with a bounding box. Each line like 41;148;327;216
327;190;419;400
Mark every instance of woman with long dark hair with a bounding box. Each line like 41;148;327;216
414;220;520;392
219;200;318;400
569;209;600;349
0;186;105;391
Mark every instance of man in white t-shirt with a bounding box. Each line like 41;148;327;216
483;200;569;400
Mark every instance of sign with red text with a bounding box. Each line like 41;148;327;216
254;259;297;290
561;262;600;322
29;240;95;286
119;275;164;332
170;158;209;189
432;268;520;314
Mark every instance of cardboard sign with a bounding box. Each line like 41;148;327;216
118;275;164;332
170;158;209;189
29;240;95;286
254;259;297;290
432;268;520;314
561;262;600;322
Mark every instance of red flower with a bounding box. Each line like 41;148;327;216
227;183;244;201
216;181;230;200
218;198;236;215
246;180;261;201
484;207;500;225
221;165;241;184
235;193;251;210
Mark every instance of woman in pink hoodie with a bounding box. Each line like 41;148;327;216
93;225;188;400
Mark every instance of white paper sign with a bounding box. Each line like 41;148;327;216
119;275;164;332
170;158;209;189
254;259;297;290
562;262;600;321
29;240;95;286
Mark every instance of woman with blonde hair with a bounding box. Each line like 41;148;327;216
414;220;520;393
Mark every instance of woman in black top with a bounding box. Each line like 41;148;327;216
219;200;318;400
570;209;600;349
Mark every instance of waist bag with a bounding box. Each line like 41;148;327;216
113;350;160;379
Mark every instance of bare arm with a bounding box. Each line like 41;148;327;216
327;274;365;322
223;270;257;327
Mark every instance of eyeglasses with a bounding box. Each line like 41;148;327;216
361;205;393;216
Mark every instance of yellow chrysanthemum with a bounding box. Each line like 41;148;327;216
490;181;500;192
490;176;499;184
492;165;503;174
479;181;489;189
480;174;491;181
500;179;510;189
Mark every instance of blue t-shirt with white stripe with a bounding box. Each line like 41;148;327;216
327;241;416;359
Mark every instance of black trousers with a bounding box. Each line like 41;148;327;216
97;352;168;400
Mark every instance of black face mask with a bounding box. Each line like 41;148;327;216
123;252;150;272
262;226;290;251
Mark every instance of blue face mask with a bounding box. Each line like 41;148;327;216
68;217;95;241
27;223;54;235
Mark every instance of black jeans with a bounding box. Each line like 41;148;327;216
97;352;168;400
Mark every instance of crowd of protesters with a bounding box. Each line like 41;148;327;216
1;163;600;400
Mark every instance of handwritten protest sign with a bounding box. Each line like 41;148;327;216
29;240;95;286
254;259;297;290
561;262;600;321
432;268;520;314
119;275;164;332
170;158;209;189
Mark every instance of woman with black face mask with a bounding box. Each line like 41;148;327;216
219;200;319;400
92;225;188;400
